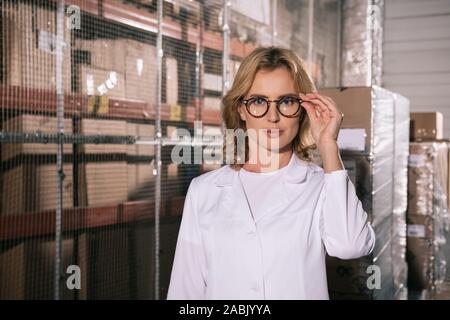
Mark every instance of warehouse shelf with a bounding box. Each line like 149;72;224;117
50;0;256;59
201;109;222;126
0;86;199;123
0;197;185;242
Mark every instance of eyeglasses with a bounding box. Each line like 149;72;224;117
240;96;303;118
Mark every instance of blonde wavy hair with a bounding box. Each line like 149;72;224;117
221;46;317;170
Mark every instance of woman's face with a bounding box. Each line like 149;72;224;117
238;66;301;152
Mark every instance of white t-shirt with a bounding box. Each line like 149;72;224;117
238;159;291;222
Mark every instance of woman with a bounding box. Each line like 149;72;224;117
167;47;375;300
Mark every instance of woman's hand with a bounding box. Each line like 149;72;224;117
299;91;344;173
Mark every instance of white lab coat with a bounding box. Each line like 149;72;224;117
167;153;375;300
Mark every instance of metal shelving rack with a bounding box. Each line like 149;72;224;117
0;0;341;300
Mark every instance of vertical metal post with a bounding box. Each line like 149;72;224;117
336;0;342;87
155;0;164;300
307;0;314;75
195;3;204;122
222;0;230;95
271;0;277;46
366;0;373;86
55;0;65;300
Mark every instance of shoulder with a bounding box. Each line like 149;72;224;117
297;158;325;180
189;165;233;189
304;161;324;174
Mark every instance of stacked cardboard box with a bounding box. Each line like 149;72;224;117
203;73;222;92
0;238;75;299
75;217;181;299
203;96;222;111
74;39;126;99
125;40;158;107
319;86;410;299
410;112;444;141
75;38;177;111
164;57;179;106
1;3;71;92
126;122;156;201
166;125;180;177
1;115;74;215
78;119;128;207
1;115;73;161
407;142;449;298
77;65;126;99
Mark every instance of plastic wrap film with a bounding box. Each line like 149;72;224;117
312;0;340;87
370;0;384;87
327;231;394;300
318;86;409;299
341;0;383;87
341;0;371;86
392;93;410;297
407;142;450;298
230;0;340;87
371;86;395;226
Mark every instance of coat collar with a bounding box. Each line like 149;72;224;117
214;152;309;187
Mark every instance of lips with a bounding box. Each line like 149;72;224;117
264;128;283;138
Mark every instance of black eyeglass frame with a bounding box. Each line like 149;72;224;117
240;96;304;118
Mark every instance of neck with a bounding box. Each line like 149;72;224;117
243;147;293;173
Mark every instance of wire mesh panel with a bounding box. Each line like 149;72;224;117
1;0;342;300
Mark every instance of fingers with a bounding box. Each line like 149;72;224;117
301;92;343;123
299;93;331;119
315;92;342;118
300;100;318;121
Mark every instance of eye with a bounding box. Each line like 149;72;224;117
280;97;295;105
252;97;266;105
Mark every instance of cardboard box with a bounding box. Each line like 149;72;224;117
126;122;155;157
407;237;434;291
408;142;448;216
165;57;178;106
124;40;158;108
2;3;71;92
318;87;378;152
410;112;443;141
204;96;222;110
78;162;128;207
76;219;182;299
80;119;127;154
0;243;26;299
0;238;74;299
407;142;449;294
74;39;126;73
203;73;222;92
167;163;178;177
1;115;73;161
78;65;126;99
75;38;158;109
1;164;73;215
326;237;394;299
128;162;155;201
79;229;130;299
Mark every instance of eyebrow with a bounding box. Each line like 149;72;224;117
249;93;298;98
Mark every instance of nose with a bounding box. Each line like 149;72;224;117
266;100;280;122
